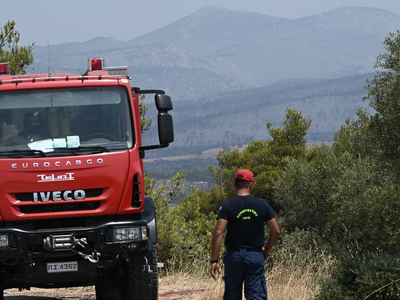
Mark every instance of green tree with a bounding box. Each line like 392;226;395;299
211;108;311;210
332;107;373;157
315;253;400;300
266;108;311;158
145;171;227;271
363;30;400;169
159;185;226;271
276;146;400;255
0;20;34;75
144;172;186;265
275;145;400;299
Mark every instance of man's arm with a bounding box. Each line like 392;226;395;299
262;217;280;260
210;218;227;280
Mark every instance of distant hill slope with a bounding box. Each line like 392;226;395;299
142;73;374;155
133;6;398;88
28;7;391;151
30;6;398;100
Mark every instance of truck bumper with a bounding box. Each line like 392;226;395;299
0;215;150;260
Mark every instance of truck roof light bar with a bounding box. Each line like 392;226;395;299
132;88;165;95
0;63;10;75
88;58;105;71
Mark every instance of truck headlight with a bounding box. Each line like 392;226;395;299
0;234;9;248
112;226;147;243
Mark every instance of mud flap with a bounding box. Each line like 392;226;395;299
142;196;158;251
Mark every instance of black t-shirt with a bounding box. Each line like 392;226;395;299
217;195;276;249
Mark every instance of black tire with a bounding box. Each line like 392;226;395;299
95;282;121;300
95;263;123;300
122;249;158;300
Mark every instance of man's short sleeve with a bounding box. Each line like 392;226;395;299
264;202;277;222
217;202;228;220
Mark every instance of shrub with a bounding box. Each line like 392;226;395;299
315;253;400;300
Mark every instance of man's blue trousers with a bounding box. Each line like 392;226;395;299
223;248;268;300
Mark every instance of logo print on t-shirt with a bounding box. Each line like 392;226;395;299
236;209;258;220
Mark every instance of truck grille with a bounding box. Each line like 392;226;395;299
15;188;103;201
13;188;103;214
19;202;100;214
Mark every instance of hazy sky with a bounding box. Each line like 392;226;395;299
3;0;400;46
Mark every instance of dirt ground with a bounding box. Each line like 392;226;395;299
3;288;205;300
3;277;209;300
4;286;95;300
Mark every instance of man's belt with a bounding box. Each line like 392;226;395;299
227;247;262;252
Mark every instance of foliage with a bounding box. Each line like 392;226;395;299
139;94;152;133
145;110;312;271
362;29;400;170
276;145;400;255
211;108;311;210
145;30;400;297
277;30;400;299
276;145;400;299
266;108;311;157
314;253;400;300
164;186;226;269
144;172;186;261
0;20;34;75
148;174;227;271
332;107;373;157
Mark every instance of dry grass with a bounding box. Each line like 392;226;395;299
265;249;334;300
3;249;333;299
159;271;210;299
4;286;95;299
160;248;334;300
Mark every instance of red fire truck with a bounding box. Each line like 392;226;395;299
0;58;174;300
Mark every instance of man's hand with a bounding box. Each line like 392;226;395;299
262;246;270;260
210;219;227;280
210;262;221;280
263;218;280;260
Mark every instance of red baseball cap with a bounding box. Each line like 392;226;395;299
235;169;256;184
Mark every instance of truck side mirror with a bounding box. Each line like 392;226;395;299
155;94;174;145
135;88;175;154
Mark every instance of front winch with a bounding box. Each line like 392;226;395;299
43;234;88;251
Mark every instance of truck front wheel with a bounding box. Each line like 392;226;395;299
122;249;158;300
95;283;121;300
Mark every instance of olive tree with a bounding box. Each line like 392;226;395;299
0;20;34;74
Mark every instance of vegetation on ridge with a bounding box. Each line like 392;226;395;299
147;30;400;299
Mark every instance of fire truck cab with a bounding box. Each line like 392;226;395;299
0;58;174;300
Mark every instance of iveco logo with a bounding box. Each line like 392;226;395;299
33;190;86;202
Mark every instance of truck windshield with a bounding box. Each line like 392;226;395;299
0;87;133;154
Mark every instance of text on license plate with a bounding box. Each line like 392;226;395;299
47;261;78;273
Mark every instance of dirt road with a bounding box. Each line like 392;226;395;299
4;289;204;300
3;279;209;300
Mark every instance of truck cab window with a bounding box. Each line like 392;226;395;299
0;87;134;152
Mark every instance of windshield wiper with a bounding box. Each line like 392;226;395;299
0;149;47;157
76;146;110;154
52;146;110;155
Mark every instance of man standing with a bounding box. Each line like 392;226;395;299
210;169;280;300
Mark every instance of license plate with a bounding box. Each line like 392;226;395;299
47;261;78;273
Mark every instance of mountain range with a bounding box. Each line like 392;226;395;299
28;6;400;154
